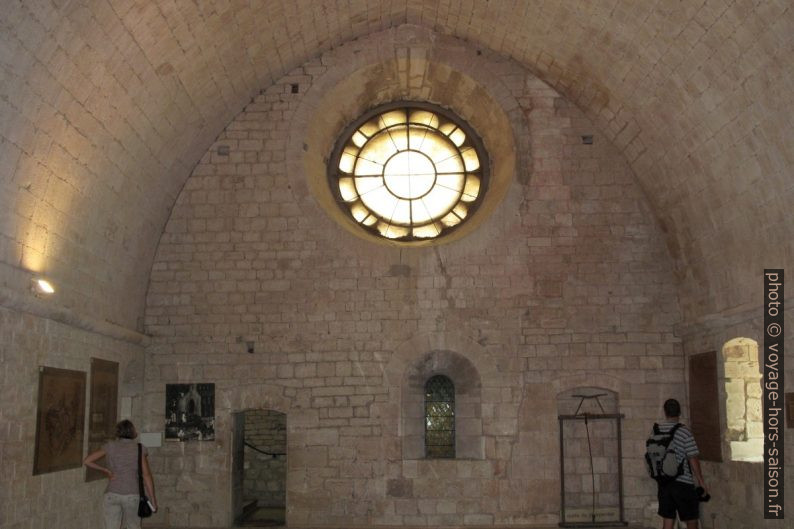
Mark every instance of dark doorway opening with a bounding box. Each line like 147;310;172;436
232;410;287;527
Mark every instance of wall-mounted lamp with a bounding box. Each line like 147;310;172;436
32;278;55;295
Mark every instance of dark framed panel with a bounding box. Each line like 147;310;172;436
86;358;119;481
165;383;215;441
688;351;722;461
33;367;86;475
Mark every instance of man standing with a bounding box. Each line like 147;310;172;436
654;398;708;529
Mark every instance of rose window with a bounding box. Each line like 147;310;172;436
328;103;489;241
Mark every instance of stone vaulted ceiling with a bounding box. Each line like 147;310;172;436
1;0;792;330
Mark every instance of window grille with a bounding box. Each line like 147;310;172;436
425;375;455;458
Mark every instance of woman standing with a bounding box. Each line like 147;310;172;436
84;420;158;529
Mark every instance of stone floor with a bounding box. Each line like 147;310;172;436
143;524;648;529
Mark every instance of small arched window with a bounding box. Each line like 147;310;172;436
425;375;455;458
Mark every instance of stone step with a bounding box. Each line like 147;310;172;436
238;506;286;527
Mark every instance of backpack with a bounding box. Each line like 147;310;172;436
645;423;684;483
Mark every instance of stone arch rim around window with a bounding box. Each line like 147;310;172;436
399;349;485;460
327;100;491;244
284;25;528;251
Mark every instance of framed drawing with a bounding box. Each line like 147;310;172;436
86;358;119;481
33;367;86;475
165;383;215;441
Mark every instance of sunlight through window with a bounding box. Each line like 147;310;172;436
329;103;488;242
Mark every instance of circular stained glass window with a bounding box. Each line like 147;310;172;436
328;102;489;242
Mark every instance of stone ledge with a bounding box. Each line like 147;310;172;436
0;284;150;345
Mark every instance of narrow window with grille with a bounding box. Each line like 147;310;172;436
425;375;455;458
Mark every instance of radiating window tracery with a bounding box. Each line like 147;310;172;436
329;103;488;241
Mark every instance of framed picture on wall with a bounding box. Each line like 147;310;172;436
164;383;215;441
85;358;119;481
33;367;86;475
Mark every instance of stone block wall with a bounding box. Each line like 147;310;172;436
243;448;286;508
0;306;145;529
143;26;682;528
681;307;793;529
0;5;789;529
245;409;286;455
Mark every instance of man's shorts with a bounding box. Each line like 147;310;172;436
657;480;699;521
